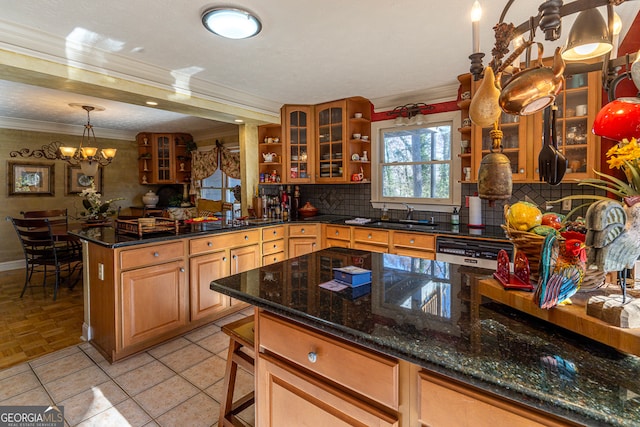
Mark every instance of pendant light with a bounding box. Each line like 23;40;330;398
562;8;612;61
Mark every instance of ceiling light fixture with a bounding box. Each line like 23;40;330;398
201;7;262;39
58;104;116;177
387;103;434;126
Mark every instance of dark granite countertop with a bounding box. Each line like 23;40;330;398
69;215;508;248
210;247;640;427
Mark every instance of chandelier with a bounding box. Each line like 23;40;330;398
58;104;116;177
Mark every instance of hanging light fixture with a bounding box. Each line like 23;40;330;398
201;7;262;39
58;104;116;177
562;7;612;61
387;103;434;126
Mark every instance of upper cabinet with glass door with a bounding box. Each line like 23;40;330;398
283;105;314;184
551;71;601;180
471;73;532;182
315;97;371;184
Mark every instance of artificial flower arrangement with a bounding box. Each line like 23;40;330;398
80;183;124;221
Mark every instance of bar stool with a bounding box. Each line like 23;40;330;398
219;316;255;427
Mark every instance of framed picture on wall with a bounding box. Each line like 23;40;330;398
8;161;55;196
66;165;103;195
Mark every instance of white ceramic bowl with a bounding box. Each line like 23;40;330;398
353;133;361;139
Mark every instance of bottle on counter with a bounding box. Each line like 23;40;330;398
451;207;459;225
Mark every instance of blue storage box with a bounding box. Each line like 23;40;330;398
333;266;372;287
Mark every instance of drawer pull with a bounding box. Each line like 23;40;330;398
244;235;249;240
308;351;317;363
153;252;159;257
301;228;305;234
410;239;415;244
368;234;372;239
273;244;277;248
207;242;213;247
273;257;277;262
335;231;339;236
273;230;277;235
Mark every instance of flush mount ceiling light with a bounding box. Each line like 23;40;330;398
201;7;262;39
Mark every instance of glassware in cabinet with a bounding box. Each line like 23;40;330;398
458;74;473;182
316;101;345;182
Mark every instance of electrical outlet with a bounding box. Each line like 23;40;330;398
98;263;104;280
562;199;572;211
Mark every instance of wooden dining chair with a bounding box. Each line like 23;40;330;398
196;199;233;217
10;217;82;300
21;209;68;227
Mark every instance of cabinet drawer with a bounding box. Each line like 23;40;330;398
263;252;286;266
419;371;569;426
353;228;389;245
325;225;351;241
325;238;350;248
262;225;285;242
259;311;399;409
120;241;184;270
218;229;261;248
288;223;319;237
392;232;435;250
262;238;285;255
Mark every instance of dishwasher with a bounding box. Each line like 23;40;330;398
435;236;514;269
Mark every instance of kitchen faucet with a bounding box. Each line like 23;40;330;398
403;203;414;220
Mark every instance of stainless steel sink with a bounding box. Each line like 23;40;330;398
369;221;438;230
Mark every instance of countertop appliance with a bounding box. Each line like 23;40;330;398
436;235;513;269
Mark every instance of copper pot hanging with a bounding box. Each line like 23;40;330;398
478;123;512;206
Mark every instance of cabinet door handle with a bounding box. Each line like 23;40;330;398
153;252;159;257
308;351;317;363
179;267;185;272
223;257;227;262
312;243;316;247
232;255;237;259
207;241;213;247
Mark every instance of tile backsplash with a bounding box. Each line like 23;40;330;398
260;182;606;227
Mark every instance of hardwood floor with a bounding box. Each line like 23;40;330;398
0;268;84;369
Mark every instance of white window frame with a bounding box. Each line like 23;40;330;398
371;110;461;213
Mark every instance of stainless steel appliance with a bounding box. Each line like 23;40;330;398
436;236;513;269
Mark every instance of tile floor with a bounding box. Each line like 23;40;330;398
0;309;255;427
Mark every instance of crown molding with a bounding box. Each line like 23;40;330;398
0;116;136;140
0;19;282;117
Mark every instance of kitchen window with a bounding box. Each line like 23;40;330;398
371;110;461;212
200;168;241;214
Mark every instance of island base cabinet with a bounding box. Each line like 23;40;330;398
257;353;398;427
120;261;188;349
418;371;575;427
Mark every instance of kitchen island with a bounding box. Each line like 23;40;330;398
211;247;640;427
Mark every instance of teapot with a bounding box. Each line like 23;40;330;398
499;44;565;116
262;152;277;162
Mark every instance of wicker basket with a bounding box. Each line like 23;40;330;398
502;205;605;289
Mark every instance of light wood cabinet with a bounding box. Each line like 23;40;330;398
315;97;372;183
460;69;601;184
283;105;315;184
288;223;320;257
262;225;286;265
136;132;193;185
390;231;435;260
257;310;399;426
418;371;575;427
121;260;188;348
323;224;351;248
258;123;284;185
352;227;389;252
189;249;229;321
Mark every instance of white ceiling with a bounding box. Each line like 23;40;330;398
0;0;639;138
